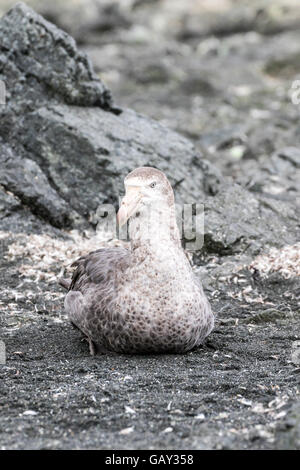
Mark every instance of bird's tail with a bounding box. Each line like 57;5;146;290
58;278;71;290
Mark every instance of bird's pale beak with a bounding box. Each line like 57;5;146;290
117;187;142;226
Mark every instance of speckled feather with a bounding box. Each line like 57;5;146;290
62;168;214;354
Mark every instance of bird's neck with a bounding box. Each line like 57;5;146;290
129;205;181;254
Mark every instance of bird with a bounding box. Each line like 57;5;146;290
59;167;214;354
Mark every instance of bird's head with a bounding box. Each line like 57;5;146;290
117;167;175;227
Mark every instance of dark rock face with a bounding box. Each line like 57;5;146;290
0;141;82;229
202;183;298;256
0;3;298;257
0;3;216;232
0;2;113;110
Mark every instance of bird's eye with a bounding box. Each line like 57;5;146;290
150;182;156;188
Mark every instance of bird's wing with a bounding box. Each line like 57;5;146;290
69;246;131;292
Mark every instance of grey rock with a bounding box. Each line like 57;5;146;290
16;104;209;215
200;183;298;256
0;183;59;234
0;185;22;223
277;147;300;169
0;141;85;229
0;2;298;260
23;0;132;45
0;3;113;110
274;401;300;450
0;3;218;232
177;3;300;41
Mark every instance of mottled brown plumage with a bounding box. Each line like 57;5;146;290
60;167;214;354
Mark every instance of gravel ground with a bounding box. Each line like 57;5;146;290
0;231;299;449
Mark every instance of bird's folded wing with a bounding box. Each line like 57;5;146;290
69;247;130;292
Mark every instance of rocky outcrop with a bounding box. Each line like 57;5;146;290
0;3;218;232
0;2;299;256
201;183;299;256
